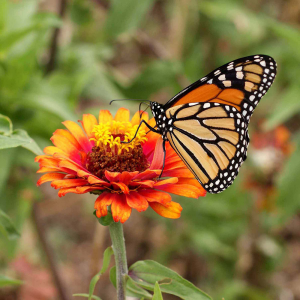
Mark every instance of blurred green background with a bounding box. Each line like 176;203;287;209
0;0;300;299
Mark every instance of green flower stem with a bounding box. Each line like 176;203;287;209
109;221;128;300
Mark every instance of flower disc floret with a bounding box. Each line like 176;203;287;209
91;120;147;155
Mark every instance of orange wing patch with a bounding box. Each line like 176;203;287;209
170;84;246;112
171;84;222;107
217;89;244;107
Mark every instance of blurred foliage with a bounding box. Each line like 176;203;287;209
0;0;300;299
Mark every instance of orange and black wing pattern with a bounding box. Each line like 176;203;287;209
164;55;277;123
165;102;249;193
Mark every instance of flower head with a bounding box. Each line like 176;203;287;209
36;108;206;223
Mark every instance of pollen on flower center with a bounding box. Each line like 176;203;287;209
86;120;149;180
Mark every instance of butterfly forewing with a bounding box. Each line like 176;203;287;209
164;54;277;124
166;103;249;193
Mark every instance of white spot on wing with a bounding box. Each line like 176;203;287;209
260;60;266;67
218;74;226;81
236;71;244;79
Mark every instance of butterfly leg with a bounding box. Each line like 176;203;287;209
158;140;166;179
121;120;159;144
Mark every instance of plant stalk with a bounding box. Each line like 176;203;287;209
109;221;128;300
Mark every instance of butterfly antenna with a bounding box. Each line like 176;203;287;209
139;103;150;120
109;99;151;105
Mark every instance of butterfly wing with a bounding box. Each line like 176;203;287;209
166;103;249;193
164;54;277;124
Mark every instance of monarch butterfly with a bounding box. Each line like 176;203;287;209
125;55;277;194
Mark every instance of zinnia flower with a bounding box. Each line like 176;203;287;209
35;108;206;223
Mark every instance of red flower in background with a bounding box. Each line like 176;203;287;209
245;124;294;211
35;108;206;223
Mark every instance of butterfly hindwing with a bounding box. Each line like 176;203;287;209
166;102;249;193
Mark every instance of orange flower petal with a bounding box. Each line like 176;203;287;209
154;177;178;186
105;171;120;182
58;186;103;197
129;180;155;188
164;155;183;165
37;166;64;173
94;192;113;217
99;110;113;124
132;170;159;181
164;160;186;170
112;182;129;194
81;114;98;139
114;108;130;122
58;187;78;197
131;110;149;126
150;136;164;170
162;168;194;178
177;178;206;196
87;175;110;186
51;135;81;163
51;179;88;189
76;186;105;194
125;192;148;212
119;171;138;185
36;156;59;167
139;189;171;204
37;173;65;186
63;120;92;153
76;169;90;177
111;194;132;223
149;201;182;219
44;146;65;156
54;129;81;149
156;183;203;199
58;160;85;173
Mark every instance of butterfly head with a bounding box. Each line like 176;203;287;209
150;101;169;140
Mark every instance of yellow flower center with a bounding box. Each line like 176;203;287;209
90;120;147;155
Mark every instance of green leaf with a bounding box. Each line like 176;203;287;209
0;129;42;155
20;88;77;122
125;275;153;299
73;294;101;300
276;135;300;223
104;0;155;39
109;266;117;288
70;0;93;25
0;210;20;239
129;260;212;300
0;148;16;195
11;129;43;155
267;18;300;60
0;275;22;287
87;247;114;300
109;268;152;299
123;61;181;100
264;84;300;130
0;26;38;53
153;282;163;300
0;114;13;135
0;0;8;32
